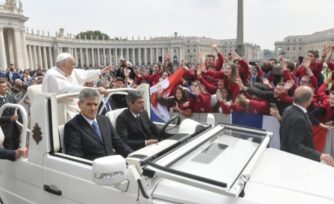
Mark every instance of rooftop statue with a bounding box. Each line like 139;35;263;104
3;0;17;11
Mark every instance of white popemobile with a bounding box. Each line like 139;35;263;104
0;84;334;204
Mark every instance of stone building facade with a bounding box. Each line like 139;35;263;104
0;1;261;70
275;28;334;62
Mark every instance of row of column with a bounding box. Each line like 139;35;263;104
25;46;183;69
0;28;28;71
56;47;181;67
26;45;54;70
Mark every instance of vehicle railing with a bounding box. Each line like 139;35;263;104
55;88;135;101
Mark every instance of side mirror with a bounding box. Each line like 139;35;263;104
92;155;126;186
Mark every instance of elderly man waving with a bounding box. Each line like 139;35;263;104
42;52;113;119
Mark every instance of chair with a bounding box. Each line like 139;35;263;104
105;108;127;130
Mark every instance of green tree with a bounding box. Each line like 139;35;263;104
75;30;110;40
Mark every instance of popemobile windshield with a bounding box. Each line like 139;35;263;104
0;84;334;204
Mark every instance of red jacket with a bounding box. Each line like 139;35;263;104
190;92;212;113
205;53;224;71
295;62;323;79
229;99;269;115
237;59;250;86
199;76;217;94
225;79;241;102
143;72;161;86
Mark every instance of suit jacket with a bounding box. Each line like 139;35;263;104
64;114;133;160
116;109;158;151
0;148;16;161
280;104;321;161
0;94;20;150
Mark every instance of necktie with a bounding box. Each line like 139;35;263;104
136;115;147;135
92;121;103;142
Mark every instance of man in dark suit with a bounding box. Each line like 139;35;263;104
0;147;27;161
0;80;20;150
280;86;334;166
64;88;133;160
116;90;159;151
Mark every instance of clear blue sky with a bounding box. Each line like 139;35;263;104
20;0;333;50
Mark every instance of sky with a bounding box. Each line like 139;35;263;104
18;0;334;50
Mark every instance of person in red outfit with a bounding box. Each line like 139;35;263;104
189;81;212;113
157;86;192;117
258;61;274;83
214;88;232;114
231;53;250;86
205;44;224;71
309;91;334;152
223;62;241;102
295;50;323;85
142;64;162;86
219;93;269;115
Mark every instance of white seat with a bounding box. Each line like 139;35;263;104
58;124;65;153
27;84;42;103
105;108;127;130
0;127;4;148
206;113;216;127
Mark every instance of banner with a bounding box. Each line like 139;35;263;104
150;67;187;122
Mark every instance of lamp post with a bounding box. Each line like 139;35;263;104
173;55;179;67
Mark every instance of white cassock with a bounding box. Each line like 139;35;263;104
42;67;101;120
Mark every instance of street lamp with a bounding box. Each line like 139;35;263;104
173;55;179;66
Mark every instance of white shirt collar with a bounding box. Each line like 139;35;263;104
81;113;97;126
130;110;140;118
293;103;307;114
56;66;69;77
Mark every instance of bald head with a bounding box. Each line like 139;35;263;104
293;86;314;107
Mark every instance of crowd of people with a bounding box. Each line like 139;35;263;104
1;42;334;165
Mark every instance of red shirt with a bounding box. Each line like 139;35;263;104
190;92;212;113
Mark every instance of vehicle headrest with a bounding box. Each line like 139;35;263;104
0;127;4;147
105;108;127;129
178;118;204;135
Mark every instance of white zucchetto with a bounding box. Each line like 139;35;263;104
56;53;73;63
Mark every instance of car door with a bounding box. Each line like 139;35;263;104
42;153;138;204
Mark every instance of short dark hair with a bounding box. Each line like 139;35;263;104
307;50;319;58
126;90;143;104
79;88;100;102
0;79;7;85
206;54;215;60
285;61;295;71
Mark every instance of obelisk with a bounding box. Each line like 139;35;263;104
235;0;245;57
